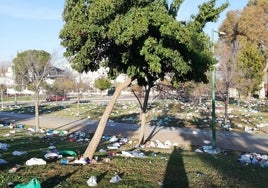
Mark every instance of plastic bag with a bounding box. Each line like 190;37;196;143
87;176;97;187
15;178;41;188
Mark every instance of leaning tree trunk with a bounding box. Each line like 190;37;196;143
34;91;40;132
83;77;131;159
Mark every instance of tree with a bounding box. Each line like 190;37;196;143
0;65;8;108
218;0;268;98
215;34;241;125
94;76;112;96
237;37;265;97
0;84;6;108
52;77;76;95
73;77;90;116
60;0;227;159
12;50;51;132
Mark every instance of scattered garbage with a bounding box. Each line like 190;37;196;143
0;142;10;150
0;158;8;164
87;176;97;187
109;174;121;183
7;182;15;187
26;158;46;166
144;140;177;149
109;135;118;142
8;164;22;173
14;178;41;188
108;151;116;157
73;157;90;165
99;149;106;153
68;131;88;142
58;150;77;157
103;158;111;163
203;140;210;145
238;152;268;167
12;151;28;156
120;150;146;158
194;145;220;155
61;159;69;165
44;152;62;160
196;171;206;177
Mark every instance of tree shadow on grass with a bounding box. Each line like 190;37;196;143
162;146;189;188
97;171;108;183
144;124;165;143
41;169;78;187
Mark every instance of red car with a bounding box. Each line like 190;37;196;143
46;95;67;102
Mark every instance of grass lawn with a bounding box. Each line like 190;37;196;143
0;98;268;187
0;126;268;188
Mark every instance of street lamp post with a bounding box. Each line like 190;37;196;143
211;29;226;150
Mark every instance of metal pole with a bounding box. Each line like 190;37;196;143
211;64;216;149
211;30;216;149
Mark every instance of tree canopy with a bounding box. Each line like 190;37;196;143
218;0;267;97
94;76;112;91
12;50;51;91
60;0;228;87
12;49;52;132
60;0;228;158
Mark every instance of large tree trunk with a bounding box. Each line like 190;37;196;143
35;91;40;132
83;77;131;159
138;86;151;145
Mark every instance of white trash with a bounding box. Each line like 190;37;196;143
87;176;97;187
0;158;7;164
109;175;121;183
203;140;210;145
109;135;118;142
12;151;28;156
0;143;10;150
260;161;268;168
26;158;46;166
44;153;61;159
238;154;251;164
74;157;89;165
48;146;56;150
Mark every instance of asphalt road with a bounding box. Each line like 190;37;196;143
1;111;268;154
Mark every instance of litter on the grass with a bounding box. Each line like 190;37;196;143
238;152;268;167
109;174;121;183
26;158;46;166
87;176;97;187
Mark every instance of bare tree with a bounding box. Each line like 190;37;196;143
216;40;240;126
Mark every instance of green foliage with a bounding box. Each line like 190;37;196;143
12;50;51;90
237;38;265;94
94;76;112;91
53;77;76;94
60;0;227;87
218;0;268;97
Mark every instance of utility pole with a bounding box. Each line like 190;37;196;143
211;29;226;150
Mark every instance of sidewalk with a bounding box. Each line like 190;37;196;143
18;115;268;154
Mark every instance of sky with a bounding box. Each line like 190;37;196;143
0;0;248;64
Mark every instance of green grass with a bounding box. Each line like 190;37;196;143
1;99;268;187
0;127;268;188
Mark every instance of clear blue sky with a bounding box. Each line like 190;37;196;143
0;0;248;63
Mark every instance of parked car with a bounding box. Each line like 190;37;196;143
46;95;67;102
